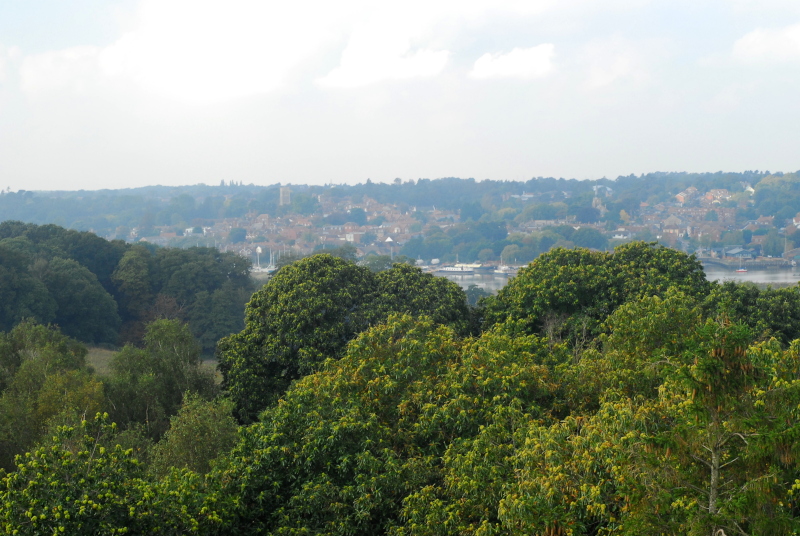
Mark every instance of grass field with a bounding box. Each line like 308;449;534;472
201;359;222;384
86;347;117;376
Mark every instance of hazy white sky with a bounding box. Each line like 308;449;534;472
0;0;798;191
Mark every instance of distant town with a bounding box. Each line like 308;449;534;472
131;179;800;270
3;171;800;270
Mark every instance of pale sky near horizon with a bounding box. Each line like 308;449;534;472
0;0;798;192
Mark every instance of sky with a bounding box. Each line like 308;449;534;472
0;0;799;191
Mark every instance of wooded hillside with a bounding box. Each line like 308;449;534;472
3;242;800;535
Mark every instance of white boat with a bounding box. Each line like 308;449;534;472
436;263;481;275
436;265;474;274
494;265;519;276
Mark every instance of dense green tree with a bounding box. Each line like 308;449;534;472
0;322;98;470
0;221;128;295
762;228;784;256
460;201;485;222
0;245;56;331
151;247;251;304
218;255;473;421
111;245;154;322
373;263;471;336
359;253;414;272
570;227;608;250
188;281;250;354
0;413;219;535
228;227;247;243
484;242;710;345
112;245;252;347
348;207;367;225
607;240;710;300
703;281;800;344
105;319;216;439
572;206;601;223
290;192;320;215
150;393;238;477
559;290;703;415
483;246;611;343
465;283;490;307
38;257;121;343
218;255;379;422
216;315;553;535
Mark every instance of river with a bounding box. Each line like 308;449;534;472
440;268;800;293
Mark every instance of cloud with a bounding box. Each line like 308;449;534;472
316;2;455;88
20;46;103;93
317;49;450;88
96;0;345;104
708;83;756;112
725;0;800;15
18;0;348;104
10;0;655;103
0;46;8;84
583;36;650;89
469;44;555;79
732;23;800;62
0;45;21;86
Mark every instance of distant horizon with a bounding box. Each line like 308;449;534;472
8;169;798;195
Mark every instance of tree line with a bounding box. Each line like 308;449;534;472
4;242;800;534
0;221;253;353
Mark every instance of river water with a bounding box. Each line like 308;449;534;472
440;269;800;294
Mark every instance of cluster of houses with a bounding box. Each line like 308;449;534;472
133;195;459;261
124;183;800;266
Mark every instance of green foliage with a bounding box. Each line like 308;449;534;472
374;262;471;336
112;244;252;350
0;244;56;331
38;257;121;344
0;322;97;470
187;281;249;354
484;242;710;345
0;221;128;295
560;290;703;414
150;393;238;477
111;245;154;321
704;281;800;343
105;320;216;440
228;227;247;243
5;235;800;534
216;315;553;535
360;254;414;272
570;227;608;250
762;228;784;256
218;255;472;422
465;284;490;307
493;320;800;536
290;192;320;215
0;413;219;535
218;254;379;421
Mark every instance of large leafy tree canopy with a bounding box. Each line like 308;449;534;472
7;241;800;536
218;254;471;422
483;242;710;345
217;314;555;535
